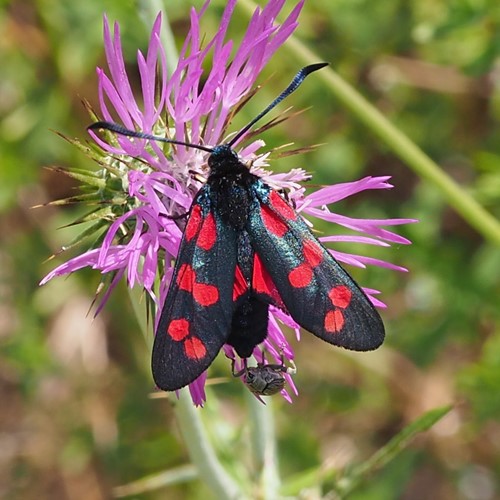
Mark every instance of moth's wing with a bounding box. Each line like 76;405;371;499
246;183;384;351
152;187;238;391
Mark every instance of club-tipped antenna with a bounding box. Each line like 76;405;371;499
87;121;214;153
227;62;328;148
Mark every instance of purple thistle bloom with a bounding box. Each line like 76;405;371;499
41;1;415;406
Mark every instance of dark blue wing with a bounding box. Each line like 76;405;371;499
152;186;238;391
246;181;384;351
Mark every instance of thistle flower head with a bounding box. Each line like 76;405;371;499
42;0;415;406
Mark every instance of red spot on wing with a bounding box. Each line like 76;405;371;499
197;212;217;250
328;286;352;309
167;318;190;341
166;318;208;361
288;263;313;288
324;309;345;333
177;264;195;292
185;205;202;241
184;337;207;360
177;264;219;306
253;254;284;307
193;283;219;306
269;191;297;220
303;239;323;267
323;286;351;334
261;204;288;237
233;265;248;301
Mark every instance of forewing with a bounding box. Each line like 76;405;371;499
152;187;238;391
246;182;384;351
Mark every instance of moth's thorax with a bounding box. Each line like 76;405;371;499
207;144;258;229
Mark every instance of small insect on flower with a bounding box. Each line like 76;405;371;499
232;352;297;397
90;63;385;393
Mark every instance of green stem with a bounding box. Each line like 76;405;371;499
137;0;179;74
175;389;243;499
127;287;242;499
113;464;197;497
237;0;500;246
246;392;281;499
315;60;500;245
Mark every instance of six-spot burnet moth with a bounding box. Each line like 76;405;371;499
89;63;385;393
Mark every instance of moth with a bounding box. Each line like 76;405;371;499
90;63;384;392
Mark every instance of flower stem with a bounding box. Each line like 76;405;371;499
127;288;242;499
246;392;281;499
175;389;243;499
237;0;500;246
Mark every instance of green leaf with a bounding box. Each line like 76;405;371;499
113;464;198;497
280;406;452;497
335;405;453;496
46;220;109;259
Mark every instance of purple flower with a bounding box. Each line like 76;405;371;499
42;1;415;406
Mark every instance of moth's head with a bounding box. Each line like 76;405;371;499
208;144;243;173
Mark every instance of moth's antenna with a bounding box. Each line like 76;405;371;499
227;62;328;148
89;64;328;152
88;121;214;153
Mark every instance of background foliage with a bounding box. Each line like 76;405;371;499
1;0;499;498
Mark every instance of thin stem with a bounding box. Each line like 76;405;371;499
335;405;452;496
113;464;197;497
127;285;150;344
137;0;178;74
126;287;242;499
237;0;500;246
175;389;243;500
245;392;281;499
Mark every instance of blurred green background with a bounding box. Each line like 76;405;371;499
1;0;500;498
